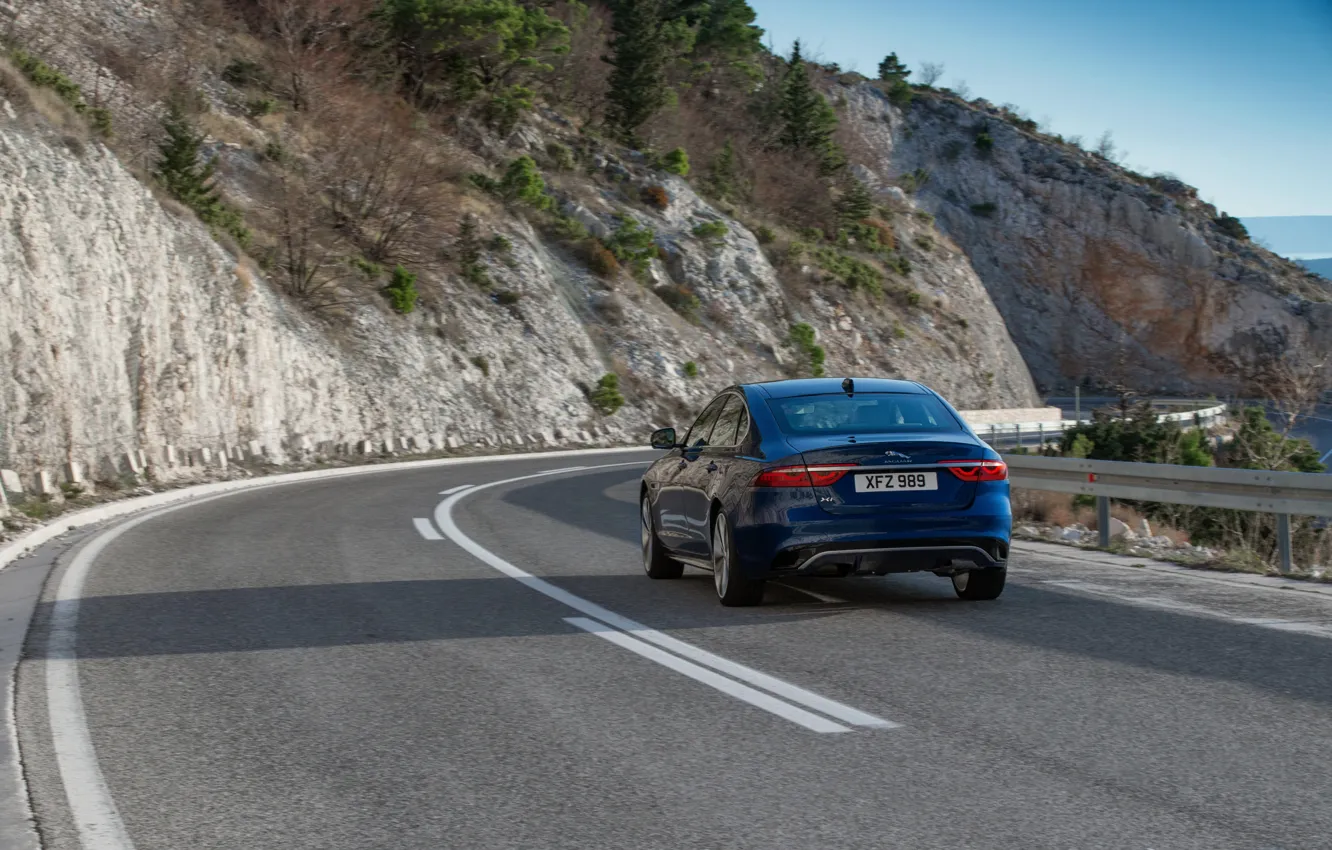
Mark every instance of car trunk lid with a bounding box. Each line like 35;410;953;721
788;433;985;515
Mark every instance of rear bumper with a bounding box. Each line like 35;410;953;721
782;539;1007;575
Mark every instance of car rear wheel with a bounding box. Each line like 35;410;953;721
712;511;764;607
641;495;683;579
952;568;1006;600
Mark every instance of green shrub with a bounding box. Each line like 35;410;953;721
892;321;907;339
898;168;930;194
548;213;589;242
682;360;699;378
641;184;670;211
913;210;934;224
890;253;912;275
546;142;575;171
659;147;690;176
247;97;277;117
692;220;729;243
810;246;883;295
500;156;553;210
887;78;913;108
482;84;534;135
382;265;419;313
970;202;998;217
606;216;658;277
471;355;490;376
941;139;966;161
262;140;287;162
754;225;776;244
1214;213;1250;241
350;256;383;279
88;107;113;138
657;284;701;319
11;48;112;136
468;173;501;193
487;234;513;255
222;58;270;89
590;373;625;415
495;289;521;305
12;49;84;109
974;131;994;153
914;235;933;251
789;322;826;377
457;214;491;287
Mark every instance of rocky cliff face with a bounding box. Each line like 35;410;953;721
840;83;1332;394
0;96;1036;479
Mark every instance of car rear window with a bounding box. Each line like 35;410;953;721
767;393;962;435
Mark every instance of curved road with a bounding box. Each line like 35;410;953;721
12;452;1332;849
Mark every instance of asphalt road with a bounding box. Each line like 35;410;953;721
12;451;1332;849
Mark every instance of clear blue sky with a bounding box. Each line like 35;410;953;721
750;0;1332;217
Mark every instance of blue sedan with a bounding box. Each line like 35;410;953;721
640;378;1012;606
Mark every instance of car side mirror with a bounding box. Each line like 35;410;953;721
650;427;678;450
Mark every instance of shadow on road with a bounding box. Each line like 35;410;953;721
498;464;1332;709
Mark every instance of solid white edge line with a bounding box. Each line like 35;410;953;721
412;518;444;541
46;500;223;850
0;448;649;575
434;466;898;730
563;618;848;734
438;485;473;496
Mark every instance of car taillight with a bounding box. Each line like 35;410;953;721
753;464;855;487
940;459;1008;482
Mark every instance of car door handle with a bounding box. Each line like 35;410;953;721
706;462;719;472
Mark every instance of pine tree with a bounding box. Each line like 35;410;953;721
692;0;763;59
155;104;220;212
154;103;250;244
835;177;874;226
777;41;841;172
878;53;910;83
605;0;673;148
706;138;740;200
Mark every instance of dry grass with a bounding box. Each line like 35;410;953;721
1012;488;1190;543
0;56;90;138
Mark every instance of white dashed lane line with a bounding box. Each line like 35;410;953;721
424;463;899;734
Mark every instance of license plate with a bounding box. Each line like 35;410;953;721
854;471;938;493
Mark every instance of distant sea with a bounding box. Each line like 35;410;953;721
1298;257;1332;278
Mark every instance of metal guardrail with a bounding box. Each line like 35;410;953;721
1004;454;1332;573
972;404;1229;450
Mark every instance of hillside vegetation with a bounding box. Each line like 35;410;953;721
2;0;1329;477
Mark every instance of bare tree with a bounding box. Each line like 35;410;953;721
266;166;352;311
1095;130;1126;163
258;0;374;112
950;79;971;99
319;96;459;265
918;62;944;86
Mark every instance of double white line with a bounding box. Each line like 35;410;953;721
419;464;898;734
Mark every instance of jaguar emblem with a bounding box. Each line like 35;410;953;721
882;451;912;462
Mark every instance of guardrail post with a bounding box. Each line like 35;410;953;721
1038;423;1045;449
1097;496;1111;548
1276;514;1293;574
1015;424;1021;450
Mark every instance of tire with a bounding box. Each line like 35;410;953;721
712;511;764;606
952;568;1006;600
641;495;683;579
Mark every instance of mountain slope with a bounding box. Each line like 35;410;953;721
0;1;1039;478
840;84;1332;393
